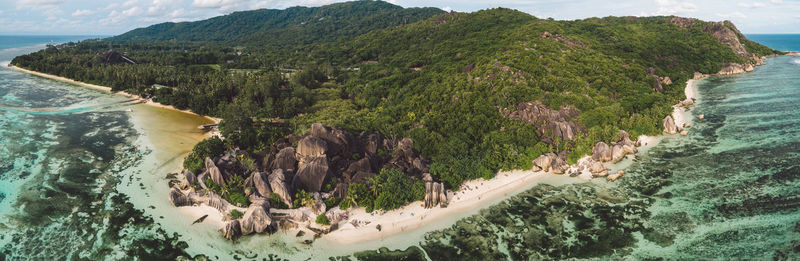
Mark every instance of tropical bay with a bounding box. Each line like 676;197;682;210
1;1;799;260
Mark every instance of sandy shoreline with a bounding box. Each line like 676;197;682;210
3;58;749;250
325;169;549;244
6;64;220;123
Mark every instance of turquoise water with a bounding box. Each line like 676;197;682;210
747;34;800;52
0;40;190;259
375;55;800;260
1;36;798;259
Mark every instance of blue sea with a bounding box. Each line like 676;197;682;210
0;34;798;259
747;34;800;52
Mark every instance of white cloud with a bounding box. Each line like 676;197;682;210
192;0;225;9
717;11;747;18
653;0;698;16
17;0;63;8
122;6;143;17
771;0;783;4
738;2;766;8
71;9;95;17
442;6;452;12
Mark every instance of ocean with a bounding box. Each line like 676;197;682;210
747;34;800;52
0;35;798;259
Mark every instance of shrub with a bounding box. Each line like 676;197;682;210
230;209;244;219
183;136;225;174
315;214;330;225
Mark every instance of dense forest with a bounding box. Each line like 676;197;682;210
11;1;780;212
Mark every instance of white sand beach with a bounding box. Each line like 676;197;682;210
325;169;550;244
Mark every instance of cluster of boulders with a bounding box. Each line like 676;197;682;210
502;101;582;144
263;123;432;195
531;130;639;180
423;181;447;208
718;63;755;75
646;67;673;92
169;123;443;240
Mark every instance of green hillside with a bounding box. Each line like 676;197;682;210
11;1;780;211
112;0;443;48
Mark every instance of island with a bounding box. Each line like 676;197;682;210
8;0;782;245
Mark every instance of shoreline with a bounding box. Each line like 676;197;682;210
5;57;763;249
6;63;220;124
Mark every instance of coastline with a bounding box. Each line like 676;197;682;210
6;63;220;124
4;57;765;250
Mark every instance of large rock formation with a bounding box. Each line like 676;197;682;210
222;219;242;241
663;116;679;134
179;169;197;190
551;157;569;174
168;187;192;206
309;123;354;157
591;142;612;162
205;157;226;186
311;192;326;215
270;147;297;173
296;136;327;162
502;101;582;144
268;169;293;208
424;182;447;208
252;171;272;197
611;145;625;163
532;153;557;172
292;156;330;192
239;199;273;235
718;63;754;75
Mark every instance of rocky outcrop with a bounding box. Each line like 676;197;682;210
252;171;272;197
693;72;705;80
424;182;447;208
503;101;582;144
169;187;192;206
611;145;625;163
180;169;197;190
205;157;226;186
293;156;330;192
592;142;612;162
384;138;430;176
532;153;557;172
588;161;606;174
309;123;354;157
296;136;327;163
205;192;229;212
663;116;679;134
718;63;754;75
311;193;326;215
222;219;242;241
239;199;273;235
270;147;297;173
268;169;293;208
539;31;588;49
551;158;569;174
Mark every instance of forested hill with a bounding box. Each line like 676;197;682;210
112;0;443;47
11;3;781;210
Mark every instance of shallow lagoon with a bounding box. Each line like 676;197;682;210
0;44;798;259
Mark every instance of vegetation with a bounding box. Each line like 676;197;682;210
204;177;250;207
230;209;244;219
10;2;780;210
315;214;330;225
183;136;225;174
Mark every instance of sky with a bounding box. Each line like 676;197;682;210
0;0;798;35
